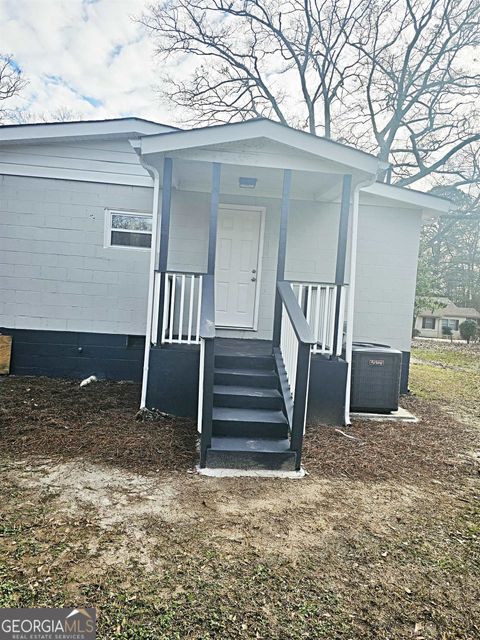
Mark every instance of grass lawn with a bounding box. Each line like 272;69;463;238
411;338;480;425
0;343;479;639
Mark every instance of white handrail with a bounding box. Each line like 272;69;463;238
291;282;345;355
157;272;203;345
280;304;299;399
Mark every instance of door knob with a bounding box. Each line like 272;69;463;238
251;277;257;282
251;269;257;274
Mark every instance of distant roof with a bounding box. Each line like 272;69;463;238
419;298;480;319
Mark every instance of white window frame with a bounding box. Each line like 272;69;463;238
104;208;153;251
422;316;436;329
442;318;459;331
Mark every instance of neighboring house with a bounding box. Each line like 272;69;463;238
0;118;450;471
415;298;480;339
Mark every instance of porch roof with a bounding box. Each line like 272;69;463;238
136;118;386;177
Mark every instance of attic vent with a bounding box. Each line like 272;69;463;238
239;177;257;189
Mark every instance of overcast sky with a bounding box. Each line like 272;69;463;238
0;0;180;124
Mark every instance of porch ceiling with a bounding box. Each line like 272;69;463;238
170;158;345;202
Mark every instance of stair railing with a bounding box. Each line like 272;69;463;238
276;281;315;469
290;281;347;357
197;274;216;468
152;270;204;345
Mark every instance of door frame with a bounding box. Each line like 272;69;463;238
216;203;266;331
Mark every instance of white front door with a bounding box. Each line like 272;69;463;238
215;205;265;329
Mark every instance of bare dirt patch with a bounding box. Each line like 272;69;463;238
1;373;479;639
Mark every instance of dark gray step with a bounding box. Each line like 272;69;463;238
215;354;274;371
212;406;288;438
206;436;297;470
214;367;278;388
213;385;283;410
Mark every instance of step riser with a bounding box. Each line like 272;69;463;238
206;449;297;471
215;354;274;371
213;392;283;411
215;372;278;388
213;421;288;438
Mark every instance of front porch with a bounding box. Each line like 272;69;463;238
133;121;381;471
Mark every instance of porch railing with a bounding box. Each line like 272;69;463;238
152;271;204;345
290;281;346;356
197;274;216;468
276;281;315;470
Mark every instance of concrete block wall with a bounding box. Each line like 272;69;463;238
0;174;153;335
1;173;423;355
354;204;422;352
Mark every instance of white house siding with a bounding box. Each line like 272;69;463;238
354;204;422;352
167;191;340;341
0;174;153;335
1;171;423;350
0;138;153;186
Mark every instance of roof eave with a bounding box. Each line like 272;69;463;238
0;118;179;144
139;119;382;175
362;181;452;216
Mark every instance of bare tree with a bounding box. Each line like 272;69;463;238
345;0;480;186
421;185;480;307
10;106;84;125
141;0;366;136
0;54;26;123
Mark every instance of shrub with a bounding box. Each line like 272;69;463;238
459;320;477;344
442;326;453;341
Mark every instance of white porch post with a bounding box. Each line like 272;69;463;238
343;178;376;425
343;187;359;425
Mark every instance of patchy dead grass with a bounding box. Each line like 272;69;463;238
0;350;479;639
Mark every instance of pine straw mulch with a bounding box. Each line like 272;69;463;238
304;394;479;481
0;375;478;482
0;375;197;473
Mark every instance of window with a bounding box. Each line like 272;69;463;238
105;209;152;249
442;318;459;331
422;316;436;329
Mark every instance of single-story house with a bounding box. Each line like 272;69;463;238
415;298;480;338
0;117;450;471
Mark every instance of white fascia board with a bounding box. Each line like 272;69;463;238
139;119;383;175
362;182;452;216
0;118;179;144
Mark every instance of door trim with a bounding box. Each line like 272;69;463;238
217;203;266;331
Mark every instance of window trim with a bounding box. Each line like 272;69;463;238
422;316;436;329
104;208;153;251
442;318;459;331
